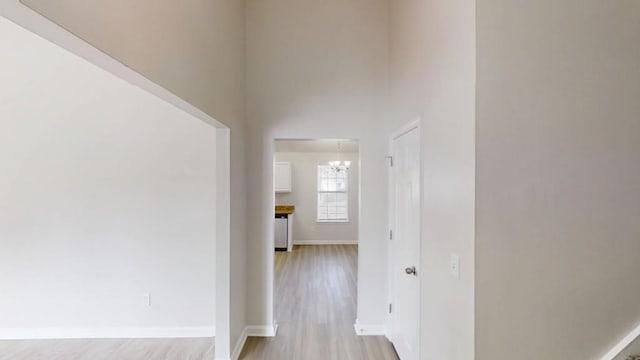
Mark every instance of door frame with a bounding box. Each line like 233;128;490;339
270;138;362;331
387;118;422;358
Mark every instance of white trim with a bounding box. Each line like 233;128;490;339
226;323;278;360
293;240;358;245
215;129;232;359
228;327;248;360
600;323;640;360
316;164;350;223
391;118;420;141
245;322;279;337
353;320;386;336
0;1;226;129
0;326;215;340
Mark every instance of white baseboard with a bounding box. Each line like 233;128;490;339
293;240;358;245
0;326;215;340
229;327;248;360
600;322;640;360
353;320;386;336
229;322;278;360
245;322;278;337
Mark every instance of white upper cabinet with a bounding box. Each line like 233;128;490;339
274;161;292;193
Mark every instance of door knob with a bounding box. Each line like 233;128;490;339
405;266;417;276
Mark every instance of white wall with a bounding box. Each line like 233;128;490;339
246;0;390;331
0;17;216;335
476;1;640;359
19;0;248;355
275;152;359;243
389;0;476;359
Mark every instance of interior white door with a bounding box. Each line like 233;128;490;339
390;125;421;360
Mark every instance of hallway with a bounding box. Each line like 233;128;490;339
239;245;398;360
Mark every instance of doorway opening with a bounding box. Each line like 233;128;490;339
257;139;367;355
239;137;400;359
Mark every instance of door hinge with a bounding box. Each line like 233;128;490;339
389;229;393;240
386;156;393;167
389;303;393;314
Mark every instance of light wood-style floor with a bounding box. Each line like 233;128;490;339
0;337;214;360
0;245;396;359
239;245;399;360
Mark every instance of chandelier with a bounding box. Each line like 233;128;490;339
328;141;351;172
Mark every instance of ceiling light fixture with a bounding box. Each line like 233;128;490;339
328;141;351;172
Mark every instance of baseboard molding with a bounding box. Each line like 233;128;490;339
229;327;249;360
600;322;640;360
353;320;386;336
293;240;358;245
245;322;279;337
0;326;215;340
229;322;278;360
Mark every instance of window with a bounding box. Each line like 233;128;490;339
317;165;348;222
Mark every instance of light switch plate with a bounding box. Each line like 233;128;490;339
450;253;460;280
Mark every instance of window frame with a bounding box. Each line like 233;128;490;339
316;165;349;223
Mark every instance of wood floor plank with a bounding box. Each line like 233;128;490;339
239;245;398;360
0;338;214;359
0;245;396;359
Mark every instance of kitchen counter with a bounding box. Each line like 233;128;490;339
275;205;295;215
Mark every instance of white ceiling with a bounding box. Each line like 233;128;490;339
275;139;359;153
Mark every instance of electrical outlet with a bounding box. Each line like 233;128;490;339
143;293;151;307
450;253;460;280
